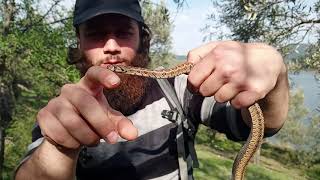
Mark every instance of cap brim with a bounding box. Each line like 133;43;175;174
73;6;144;26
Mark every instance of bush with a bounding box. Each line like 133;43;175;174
261;143;300;166
306;164;320;179
196;125;242;154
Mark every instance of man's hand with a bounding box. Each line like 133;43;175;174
187;41;285;108
186;41;288;130
37;66;138;149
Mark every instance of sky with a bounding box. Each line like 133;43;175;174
163;0;318;55
165;0;214;55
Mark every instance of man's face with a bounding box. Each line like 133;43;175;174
78;14;140;67
77;14;150;115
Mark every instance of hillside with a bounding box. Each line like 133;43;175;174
285;43;311;61
174;43;311;63
194;145;308;180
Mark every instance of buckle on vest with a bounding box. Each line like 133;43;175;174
161;110;179;123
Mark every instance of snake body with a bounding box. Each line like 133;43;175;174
106;62;265;180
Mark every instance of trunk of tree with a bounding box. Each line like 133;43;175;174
0;127;5;180
1;2;17;180
252;140;265;165
0;91;13;180
253;146;261;165
2;0;16;36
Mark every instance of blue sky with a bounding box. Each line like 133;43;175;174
165;0;214;55
165;0;318;55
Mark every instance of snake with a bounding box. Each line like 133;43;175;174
106;62;265;180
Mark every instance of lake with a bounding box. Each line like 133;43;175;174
289;71;319;112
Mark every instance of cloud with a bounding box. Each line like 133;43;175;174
168;1;212;55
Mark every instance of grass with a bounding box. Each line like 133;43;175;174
194;145;308;180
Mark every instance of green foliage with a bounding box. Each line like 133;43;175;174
194;146;307;180
195;88;319;179
288;44;320;72
3;100;35;180
195;147;233;180
274;89;308;148
196;125;242;154
1;1;177;178
303;46;320;72
273;89;320;167
303;114;320;166
141;0;175;68
204;0;316;47
260;143;300;166
306;164;320;180
195;125;215;145
1;0;79;178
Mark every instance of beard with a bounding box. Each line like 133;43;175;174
74;48;151;115
104;54;151;115
104;73;150;116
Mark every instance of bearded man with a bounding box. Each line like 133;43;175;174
15;0;289;180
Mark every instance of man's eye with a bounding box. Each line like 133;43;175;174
116;31;133;38
86;31;104;37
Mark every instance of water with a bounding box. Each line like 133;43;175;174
289;71;319;112
270;71;319;145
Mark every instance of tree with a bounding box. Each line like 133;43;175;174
274;89;308;148
1;1;177;179
0;0;77;179
203;0;320;54
297;42;320;73
305;114;320;165
141;0;175;68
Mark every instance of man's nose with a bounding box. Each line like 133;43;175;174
103;37;121;54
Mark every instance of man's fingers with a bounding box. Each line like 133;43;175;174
54;107;100;147
188;56;216;91
96;94;138;141
187;41;219;64
231;91;260;109
37;108;81;149
108;108;138;141
214;83;240;103
64;86;118;143
118;119;138;141
197;71;224;96
79;66;120;94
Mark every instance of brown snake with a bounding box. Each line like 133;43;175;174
106;62;265;180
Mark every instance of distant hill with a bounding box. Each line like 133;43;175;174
175;55;187;61
285;43;311;61
175;43;312;62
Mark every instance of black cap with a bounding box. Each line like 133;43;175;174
73;0;144;27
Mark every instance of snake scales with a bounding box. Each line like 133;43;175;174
106;62;265;180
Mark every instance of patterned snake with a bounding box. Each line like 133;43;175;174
106;62;265;180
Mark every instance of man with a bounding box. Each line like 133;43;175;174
15;0;289;179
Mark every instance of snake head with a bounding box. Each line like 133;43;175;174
105;64;127;73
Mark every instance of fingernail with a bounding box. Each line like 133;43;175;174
109;76;120;86
106;131;118;144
